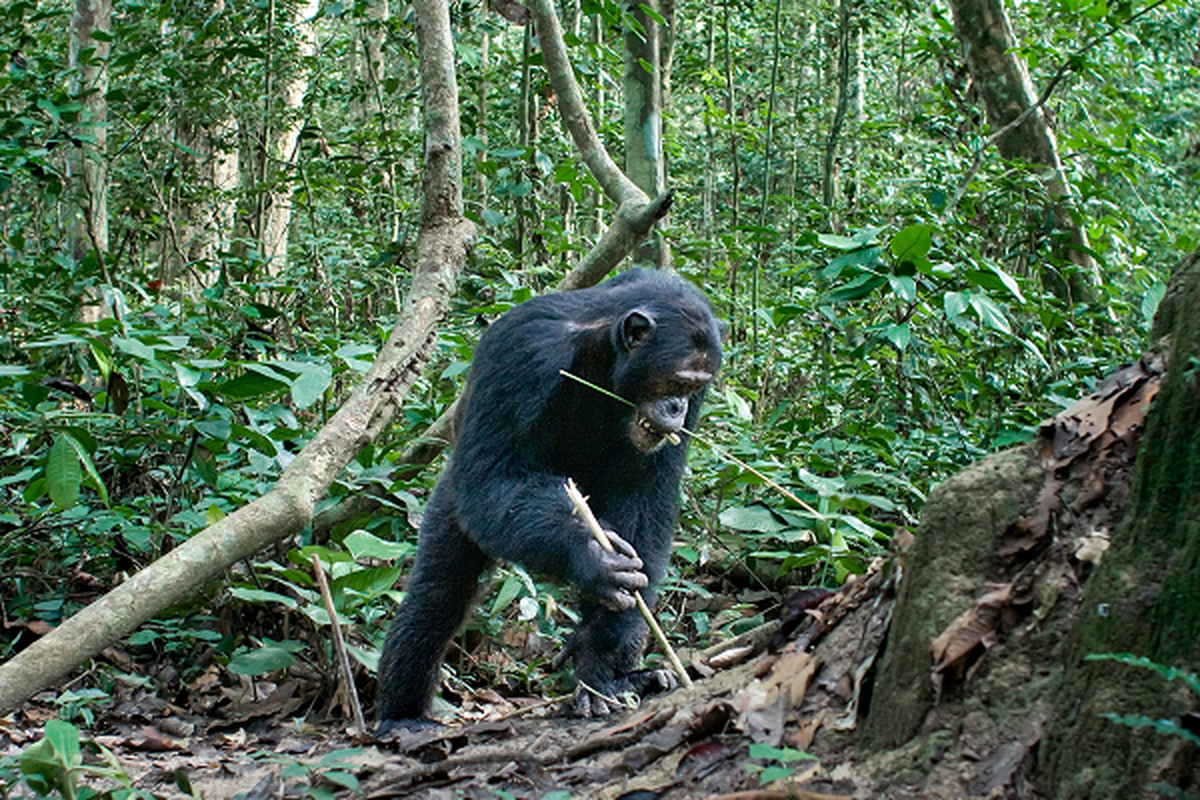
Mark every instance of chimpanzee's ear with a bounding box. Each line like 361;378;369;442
620;309;656;349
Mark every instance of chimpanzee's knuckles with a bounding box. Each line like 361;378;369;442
603;529;641;560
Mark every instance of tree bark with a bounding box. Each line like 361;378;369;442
820;0;853;220
946;0;1097;302
0;0;474;717
260;0;319;275
174;0;238;289
1040;246;1200;798
623;0;669;269
68;0;111;320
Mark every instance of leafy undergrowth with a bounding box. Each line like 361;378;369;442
1;355;1171;799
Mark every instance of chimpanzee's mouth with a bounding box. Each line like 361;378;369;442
637;415;682;446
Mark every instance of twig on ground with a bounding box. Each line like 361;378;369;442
312;555;366;733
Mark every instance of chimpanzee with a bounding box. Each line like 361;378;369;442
376;269;722;733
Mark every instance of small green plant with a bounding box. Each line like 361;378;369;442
1086;652;1200;799
10;719;148;800
51;690;111;728
744;741;817;785
264;748;369;800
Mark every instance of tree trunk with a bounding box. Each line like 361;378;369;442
859;246;1200;799
68;0;111;320
820;0;853;224
261;0;319;276
624;0;668;269
174;0;238;289
1040;246;1200;798
946;0;1097;303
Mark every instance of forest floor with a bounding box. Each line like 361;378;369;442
0;359;1160;799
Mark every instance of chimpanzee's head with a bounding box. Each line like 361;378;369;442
610;291;722;453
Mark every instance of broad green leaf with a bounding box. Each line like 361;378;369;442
217;372;288;400
490;574;524;616
828;274;886;303
890;223;934;261
334;565;403;597
114;336;158;361
344;530;413;561
291;363;332;409
62;431;109;509
883;323;911;350
818;233;863;250
228;644;298;675
970;293;1012;334
888;275;917;303
988;263;1026;303
719;504;785;533
206;504;227;525
944;291;969;318
47;434;82;508
194;417;232;441
1142;283;1166;325
231;587;298;609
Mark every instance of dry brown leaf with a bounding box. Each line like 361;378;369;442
1075;530;1111;564
931;585;1014;678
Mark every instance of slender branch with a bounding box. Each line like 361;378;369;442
312;555;366;733
528;0;644;207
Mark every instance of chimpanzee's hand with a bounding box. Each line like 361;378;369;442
585;530;648;612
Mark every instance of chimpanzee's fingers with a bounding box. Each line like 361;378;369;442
602;529;641;561
600;587;638;612
588;538;644;573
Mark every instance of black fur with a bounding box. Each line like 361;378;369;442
376;270;721;733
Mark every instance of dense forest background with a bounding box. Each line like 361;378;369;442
0;0;1198;793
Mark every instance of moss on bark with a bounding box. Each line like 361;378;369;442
1040;247;1200;799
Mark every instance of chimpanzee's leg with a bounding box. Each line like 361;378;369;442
376;487;490;733
569;593;678;717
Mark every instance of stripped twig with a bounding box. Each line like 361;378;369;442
564;478;694;689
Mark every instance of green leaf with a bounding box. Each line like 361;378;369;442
47;434;82;508
890;223;934;261
719;504;785;533
114;336;158;362
969;293;1012;334
944;291;969;318
987;263;1026;303
228;643;299;675
1141;283;1166;325
217;372;289;400
490;574;525;615
344;530;412;561
62;431;109;509
230;587;299;609
888;275;917;303
828;274;886;303
882;323;911;350
291;363;332;409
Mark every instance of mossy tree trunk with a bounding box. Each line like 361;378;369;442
1040;246;1200;797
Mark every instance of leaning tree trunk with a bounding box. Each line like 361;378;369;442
1040;246;1200;798
0;0;474;717
946;0;1096;303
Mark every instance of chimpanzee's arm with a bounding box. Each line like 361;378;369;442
444;465;648;611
